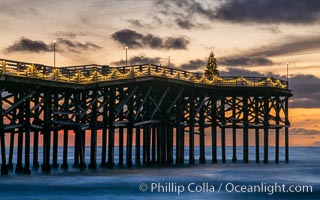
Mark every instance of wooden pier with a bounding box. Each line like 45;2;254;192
0;58;292;175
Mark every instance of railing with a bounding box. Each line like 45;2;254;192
0;58;288;88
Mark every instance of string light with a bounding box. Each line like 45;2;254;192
0;58;287;88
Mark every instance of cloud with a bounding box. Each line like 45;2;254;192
154;0;213;29
218;36;320;68
220;68;265;77
152;0;320;31
111;29;189;50
259;26;281;34
4;37;102;53
180;59;206;70
56;38;102;53
111;29;144;48
245;36;320;58
290;128;320;135
289;74;320;108
111;55;162;66
5;37;51;53
127;19;152;29
175;18;195;29
164;37;189;50
55;31;87;38
220;57;274;67
215;0;320;24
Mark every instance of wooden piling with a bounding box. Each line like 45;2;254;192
42;92;51;173
16;94;24;173
100;88;108;168
23;95;31;174
61;129;69;170
89;91;98;169
221;97;226;163
189;96;195;165
118;87;124;167
0;91;8;175
167;126;173;164
243;96;249;163
135;127;141;165
255;97;260;163
275;97;280;163
107;88;115;169
232;97;237;163
126;125;133;168
263;97;269;164
211;99;217;164
52;93;59;168
199;104;206;164
33;96;40;169
285;97;289;163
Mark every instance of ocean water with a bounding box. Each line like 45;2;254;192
0;147;319;200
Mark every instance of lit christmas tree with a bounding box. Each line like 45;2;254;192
204;51;219;79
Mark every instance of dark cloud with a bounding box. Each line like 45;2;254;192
174;17;209;30
152;0;320;31
5;37;102;53
111;55;162;66
143;34;163;49
289;74;320;108
111;29;143;48
290;128;320;135
246;36;320;58
111;29;189;50
175;18;195;29
164;37;189;50
154;0;213;29
5;37;51;53
215;0;320;24
180;59;206;70
56;38;102;53
220;57;274;67
219;36;320;67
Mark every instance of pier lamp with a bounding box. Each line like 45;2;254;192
125;46;128;66
286;62;289;87
53;40;56;68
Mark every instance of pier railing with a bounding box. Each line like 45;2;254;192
0;58;288;88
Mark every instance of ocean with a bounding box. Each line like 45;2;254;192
0;146;319;200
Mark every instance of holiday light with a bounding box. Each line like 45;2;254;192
0;58;287;89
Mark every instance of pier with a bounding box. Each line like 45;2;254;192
0;58;292;175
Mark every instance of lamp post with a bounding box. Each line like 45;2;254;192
286;62;289;88
125;46;128;66
53;40;56;68
168;56;170;68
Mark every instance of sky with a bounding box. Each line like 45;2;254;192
1;0;320;146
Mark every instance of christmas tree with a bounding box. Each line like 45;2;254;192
204;51;219;79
